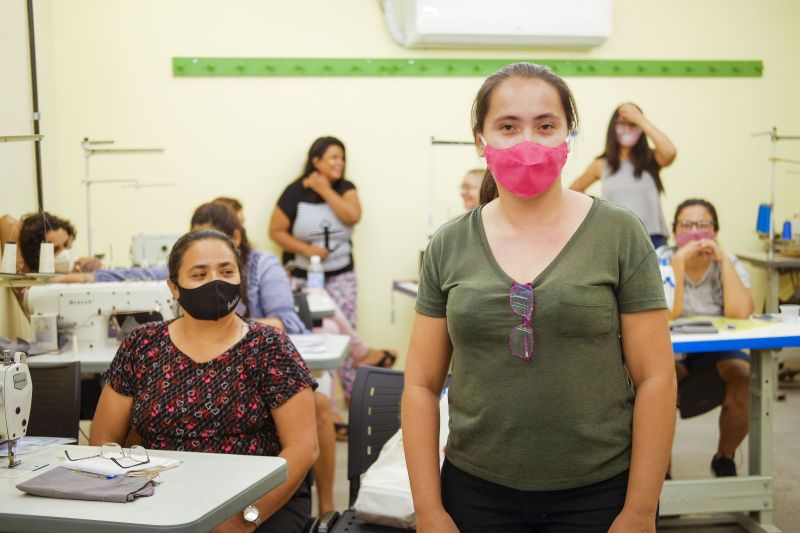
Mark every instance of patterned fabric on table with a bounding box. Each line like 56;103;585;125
103;319;316;456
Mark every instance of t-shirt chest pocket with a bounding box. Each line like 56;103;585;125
557;285;615;337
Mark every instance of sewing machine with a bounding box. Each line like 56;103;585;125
0;350;32;468
24;282;176;352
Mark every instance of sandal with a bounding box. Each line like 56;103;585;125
334;422;349;442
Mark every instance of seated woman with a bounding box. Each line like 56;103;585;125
90;229;318;531
658;198;754;477
64;201;391;514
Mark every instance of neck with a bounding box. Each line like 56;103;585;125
619;147;631;160
494;179;566;230
176;310;240;337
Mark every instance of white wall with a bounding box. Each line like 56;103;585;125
3;0;799;353
0;0;37;336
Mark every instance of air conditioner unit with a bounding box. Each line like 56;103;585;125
386;0;612;48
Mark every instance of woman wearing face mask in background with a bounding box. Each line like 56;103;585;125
569;103;677;250
657;199;753;477
90;230;319;532
403;63;676;533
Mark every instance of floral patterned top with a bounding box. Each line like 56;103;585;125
103;319;316;456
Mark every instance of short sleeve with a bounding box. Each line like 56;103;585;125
415;232;447;317
262;328;317;410
102;327;144;397
276;181;301;223
616;215;668;313
729;253;751;288
335;179;356;194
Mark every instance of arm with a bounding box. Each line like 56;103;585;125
568;158;604;192
212;387;319;533
709;245;754;318
251;253;308;334
401;314;458;533
618;104;677;168
268;206;329;260
667;242;704;320
609;309;676;533
89;384;134;445
0;214;20;247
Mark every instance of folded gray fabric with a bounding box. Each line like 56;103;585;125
16;466;155;503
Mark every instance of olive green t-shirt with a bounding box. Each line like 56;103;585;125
416;197;666;491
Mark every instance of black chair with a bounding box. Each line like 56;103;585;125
294;292;315;330
317;365;446;533
27;362;81;441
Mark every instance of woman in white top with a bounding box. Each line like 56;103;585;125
569;103;677;249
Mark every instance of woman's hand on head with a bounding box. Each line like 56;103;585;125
303;171;333;195
617;103;646;127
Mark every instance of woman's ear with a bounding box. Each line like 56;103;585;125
311;156;321;170
474;133;486;158
167;278;180;300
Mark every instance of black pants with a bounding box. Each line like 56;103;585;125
441;459;629;533
256;472;313;533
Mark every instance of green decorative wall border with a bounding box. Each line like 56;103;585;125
173;58;763;78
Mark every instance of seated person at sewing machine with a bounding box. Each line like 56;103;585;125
90;229;319;532
657;198;754;477
1;211;77;312
1;211;77;275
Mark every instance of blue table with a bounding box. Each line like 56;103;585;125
662;319;800;532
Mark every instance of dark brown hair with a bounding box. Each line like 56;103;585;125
18;212;76;272
472;63;579;205
300;136;346;179
167;229;249;317
672;198;719;233
601;103;664;193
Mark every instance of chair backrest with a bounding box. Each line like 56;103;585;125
347;366;405;506
27;362;81;441
677;361;725;419
293;292;314;330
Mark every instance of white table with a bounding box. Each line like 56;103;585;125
304;287;336;320
662;319;800;532
26;333;350;372
0;445;286;532
737;252;800;313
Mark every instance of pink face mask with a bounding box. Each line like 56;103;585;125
616;128;642;148
675;230;715;247
481;137;568;197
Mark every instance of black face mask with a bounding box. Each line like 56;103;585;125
177;280;241;321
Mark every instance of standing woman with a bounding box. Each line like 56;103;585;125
269;136;362;327
402;63;676;533
91;230;319;532
569;103;677;249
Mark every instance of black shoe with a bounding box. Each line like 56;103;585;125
711;455;737;477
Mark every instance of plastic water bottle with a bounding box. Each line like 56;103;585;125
659;258;675;310
307;255;325;289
